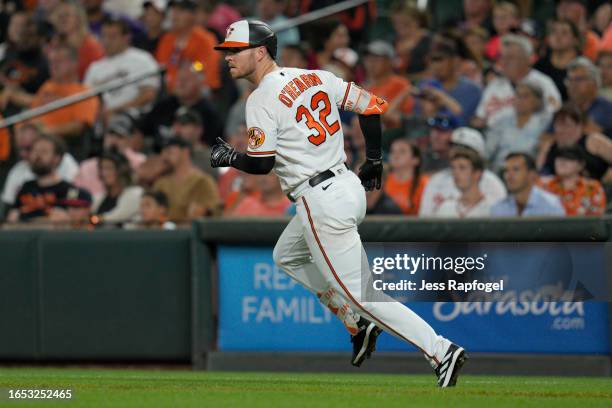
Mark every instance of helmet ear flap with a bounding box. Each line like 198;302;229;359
265;35;277;60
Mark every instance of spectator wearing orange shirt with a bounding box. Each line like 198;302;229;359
49;0;105;80
30;45;100;160
540;146;606;216
384;138;428;216
362;40;413;129
230;173;291;217
156;0;221;91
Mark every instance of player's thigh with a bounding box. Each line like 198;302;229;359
273;214;311;267
296;190;366;293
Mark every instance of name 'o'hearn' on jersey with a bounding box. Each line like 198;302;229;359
245;67;375;193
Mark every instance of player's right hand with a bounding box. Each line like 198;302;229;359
358;158;383;191
211;137;237;168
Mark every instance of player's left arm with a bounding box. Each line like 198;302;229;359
356;103;386;191
322;71;388;190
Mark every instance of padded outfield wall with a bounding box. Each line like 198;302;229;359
1;217;611;375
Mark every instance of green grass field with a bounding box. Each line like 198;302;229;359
1;368;612;407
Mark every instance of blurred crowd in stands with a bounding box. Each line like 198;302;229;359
0;0;610;229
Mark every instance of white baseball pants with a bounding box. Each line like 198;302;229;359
273;166;450;365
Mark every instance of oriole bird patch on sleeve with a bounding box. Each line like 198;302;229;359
248;127;266;149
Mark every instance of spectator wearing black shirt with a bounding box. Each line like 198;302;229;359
534;18;581;101
8;134;92;223
134;0;167;54
138;60;223;150
0;12;49;116
539;104;612;182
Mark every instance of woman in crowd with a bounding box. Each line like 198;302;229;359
538;104;612;182
48;0;104;80
486;79;552;173
391;4;431;79
534;18;582;100
384;138;428;216
307;20;350;70
92;150;142;225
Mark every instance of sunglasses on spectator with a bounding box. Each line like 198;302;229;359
427;117;454;130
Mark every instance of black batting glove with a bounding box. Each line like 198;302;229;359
358;157;383;191
211;137;237;168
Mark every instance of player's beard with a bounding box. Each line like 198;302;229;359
231;65;255;80
230;54;256;80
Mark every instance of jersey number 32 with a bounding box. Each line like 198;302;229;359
295;91;340;146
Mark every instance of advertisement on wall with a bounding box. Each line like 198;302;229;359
217;244;610;354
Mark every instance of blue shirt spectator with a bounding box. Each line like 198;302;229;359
415;78;481;127
491;186;565;216
566;57;612;138
414;37;482;126
491;152;565;217
585;96;612;138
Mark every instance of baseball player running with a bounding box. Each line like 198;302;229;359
211;19;467;387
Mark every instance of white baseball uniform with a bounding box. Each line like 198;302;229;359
248;67;451;365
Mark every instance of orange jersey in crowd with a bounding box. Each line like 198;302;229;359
31;81;99;129
384;173;428;215
367;75;414;114
156;27;221;91
540;176;606;216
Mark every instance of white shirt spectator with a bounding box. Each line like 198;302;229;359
476;70;561;126
485;110;552;172
1;154;79;205
434;196;494;218
419;169;506;216
92;185;144;223
84;47;159;112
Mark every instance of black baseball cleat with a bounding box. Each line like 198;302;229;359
435;343;468;387
350;318;382;367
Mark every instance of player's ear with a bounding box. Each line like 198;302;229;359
256;46;267;61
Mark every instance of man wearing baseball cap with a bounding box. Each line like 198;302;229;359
153;136;220;222
172;107;217;179
421;115;460;173
419;127;506;216
362;40;414;125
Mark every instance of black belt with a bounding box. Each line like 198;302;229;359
287;164;348;202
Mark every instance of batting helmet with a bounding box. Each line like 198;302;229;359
214;19;278;59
